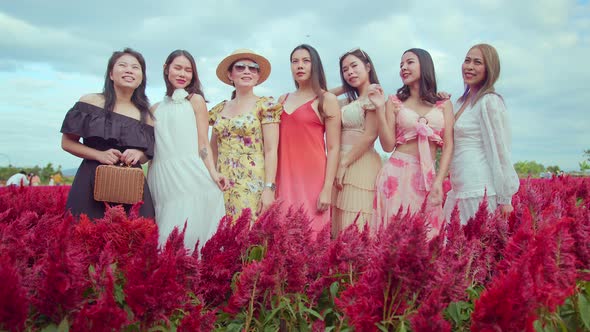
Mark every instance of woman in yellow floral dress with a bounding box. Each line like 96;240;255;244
209;49;282;221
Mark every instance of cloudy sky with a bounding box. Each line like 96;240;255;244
0;0;588;171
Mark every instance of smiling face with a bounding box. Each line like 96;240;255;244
109;54;143;90
341;54;370;88
399;51;421;86
462;47;487;88
166;55;193;90
227;58;260;88
290;48;312;83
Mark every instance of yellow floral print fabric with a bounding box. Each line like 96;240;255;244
209;97;282;220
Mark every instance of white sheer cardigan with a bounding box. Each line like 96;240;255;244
444;93;519;224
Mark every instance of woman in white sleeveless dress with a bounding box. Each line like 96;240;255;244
148;50;227;250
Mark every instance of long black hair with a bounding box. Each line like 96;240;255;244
339;48;380;103
102;48;153;123
290;44;329;119
396;48;442;104
163;49;206;99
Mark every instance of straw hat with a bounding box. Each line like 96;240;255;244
216;48;271;86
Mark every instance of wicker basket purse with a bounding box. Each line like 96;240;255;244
94;164;145;204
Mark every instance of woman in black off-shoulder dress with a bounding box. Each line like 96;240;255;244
60;48;155;219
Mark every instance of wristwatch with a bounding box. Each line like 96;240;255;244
264;182;276;191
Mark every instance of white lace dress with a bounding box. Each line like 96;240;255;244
443;93;519;224
148;89;226;250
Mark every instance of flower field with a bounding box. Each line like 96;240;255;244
1;177;589;331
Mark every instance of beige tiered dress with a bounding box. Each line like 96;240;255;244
332;100;382;234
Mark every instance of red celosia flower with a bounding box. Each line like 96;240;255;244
177;304;216;332
0;255;28;332
199;209;251;306
71;244;128;332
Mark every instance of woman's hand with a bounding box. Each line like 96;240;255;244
257;188;275;215
437;91;451;100
210;171;229;191
335;164;347;190
120;149;145;165
499;204;514;218
367;84;386;110
316;187;332;213
96;149;122;165
427;180;443;206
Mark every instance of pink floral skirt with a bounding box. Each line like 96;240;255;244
371;151;443;238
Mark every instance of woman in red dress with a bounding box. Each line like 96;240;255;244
276;44;341;236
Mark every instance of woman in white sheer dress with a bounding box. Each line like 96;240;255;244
443;44;519;224
148;50;227;250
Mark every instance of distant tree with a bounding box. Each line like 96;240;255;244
580;161;590;173
546;165;561;174
514;160;545;178
584;149;590;161
40;163;57;182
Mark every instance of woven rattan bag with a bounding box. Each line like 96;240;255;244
94;164;144;204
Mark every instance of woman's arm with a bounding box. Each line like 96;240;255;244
368;85;396;152
434;100;454;184
61;133;122;165
317;92;341;212
427;100;454;206
191;95;227;190
259;122;279;213
336;111;378;188
480;94;520;215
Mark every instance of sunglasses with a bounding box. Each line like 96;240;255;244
233;62;260;73
340;48;369;61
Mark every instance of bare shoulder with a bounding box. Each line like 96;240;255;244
321;92;340;117
277;93;288;104
78;93;105;108
189;93;207;112
322;91;338;103
145;111;155;126
150;102;160;114
441;99;453;112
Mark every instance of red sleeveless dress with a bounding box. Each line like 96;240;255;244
276;94;330;235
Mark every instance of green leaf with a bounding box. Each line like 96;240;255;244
247;245;265;262
263;307;282;325
330;281;339;298
376;323;389;332
40;324;58;332
114;282;126;305
57;317;69;332
446;302;461;323
302;307;322;320
398;321;408;332
225;322;244;332
578;292;590;329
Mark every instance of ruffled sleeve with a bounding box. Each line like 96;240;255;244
60;102;108;138
479;93;520;204
257;96;283;124
60;101;155;160
209;101;226;126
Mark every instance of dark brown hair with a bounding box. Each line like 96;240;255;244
163;49;206;99
290;44;329;119
339;49;380;103
102;48;153;123
396;48;442;104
